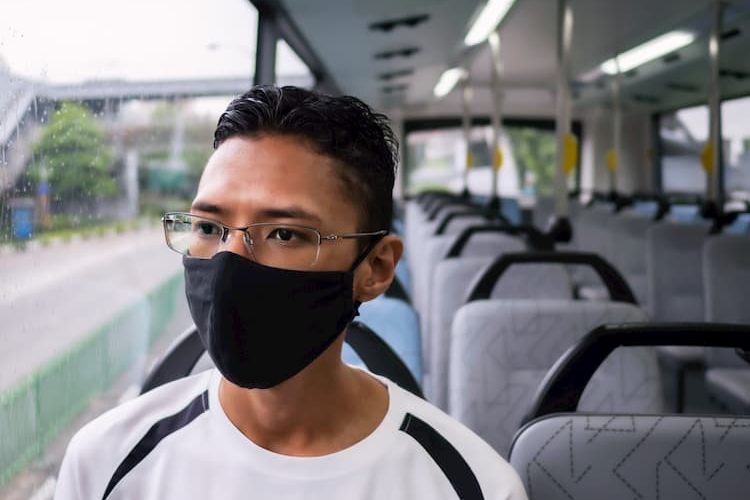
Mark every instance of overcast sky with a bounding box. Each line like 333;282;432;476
1;0;307;83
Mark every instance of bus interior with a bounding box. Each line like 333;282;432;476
2;0;750;498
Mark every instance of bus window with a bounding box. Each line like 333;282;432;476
405;123;574;199
0;0;258;495
659;104;708;194
721;95;750;202
276;38;315;88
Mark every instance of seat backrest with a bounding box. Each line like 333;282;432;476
449;300;662;456
346;296;422;383
608;211;652;309
415;232;524;335
509;413;750;500
647;221;709;321
427;258;573;409
509;323;750;500
703;234;750;367
574;206;614;258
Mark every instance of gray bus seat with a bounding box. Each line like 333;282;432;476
427;257;573;409
415;231;524;338
510;323;750;500
647;221;711;410
419;224;557;350
511;414;750;500
449;300;662;456
703;235;750;412
608;210;653;309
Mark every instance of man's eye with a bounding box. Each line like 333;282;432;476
269;228;296;241
194;223;219;236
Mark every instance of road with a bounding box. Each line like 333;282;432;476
0;227;186;392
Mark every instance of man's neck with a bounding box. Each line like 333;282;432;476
218;341;389;456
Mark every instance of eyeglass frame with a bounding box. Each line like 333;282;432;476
162;211;389;268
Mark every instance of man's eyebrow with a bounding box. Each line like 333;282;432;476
191;201;225;215
257;207;322;225
191;201;322;225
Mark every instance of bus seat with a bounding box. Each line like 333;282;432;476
647;221;712;409
394;259;412;297
448;300;661;456
414;230;524;333
608;210;653;309
569;206;616;291
509;323;750;500
647;221;710;322
510;413;750;500
703;235;750;412
427;257;572;409
343;296;423;384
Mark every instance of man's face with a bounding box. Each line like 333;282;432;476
191;134;361;272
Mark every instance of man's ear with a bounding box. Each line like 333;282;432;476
353;235;403;302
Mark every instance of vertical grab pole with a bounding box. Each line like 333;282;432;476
610;63;622;198
705;0;723;215
461;77;473;200
549;0;574;242
488;32;504;212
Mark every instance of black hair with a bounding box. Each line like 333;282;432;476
213;85;398;232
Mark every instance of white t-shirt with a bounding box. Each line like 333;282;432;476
54;369;527;500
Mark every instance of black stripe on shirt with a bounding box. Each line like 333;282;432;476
399;413;484;500
102;390;209;500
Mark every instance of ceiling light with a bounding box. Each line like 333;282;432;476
600;31;696;75
433;67;466;98
464;0;517;46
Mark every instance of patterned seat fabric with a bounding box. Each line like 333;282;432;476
702;235;750;411
509;414;750;500
417;232;525;360
449;300;664;456
608;211;652;310
647;221;711;366
427;258;573;409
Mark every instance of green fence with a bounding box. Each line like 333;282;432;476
0;273;183;487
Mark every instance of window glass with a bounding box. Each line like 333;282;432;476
659;104;708;194
406;124;570;198
0;1;257;495
275;39;315;88
721;95;750;201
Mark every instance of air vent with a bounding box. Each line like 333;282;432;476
632;94;660;104
666;82;700;93
370;14;429;32
721;28;742;41
663;53;681;64
381;84;409;94
374;47;421;60
378;69;414;81
720;69;750;80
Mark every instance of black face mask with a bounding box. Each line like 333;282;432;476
184;251;362;389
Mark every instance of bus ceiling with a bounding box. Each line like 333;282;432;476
270;0;750;117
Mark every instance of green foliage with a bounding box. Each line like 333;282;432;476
29;102;117;202
506;127;558;196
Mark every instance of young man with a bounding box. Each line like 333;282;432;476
54;86;527;500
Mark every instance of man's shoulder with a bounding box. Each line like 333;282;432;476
390;382;527;499
66;370;213;465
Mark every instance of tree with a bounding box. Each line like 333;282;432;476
30;102;116;204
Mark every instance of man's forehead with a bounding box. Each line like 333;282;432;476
195;135;359;227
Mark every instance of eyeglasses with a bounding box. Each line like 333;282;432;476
162;212;388;270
